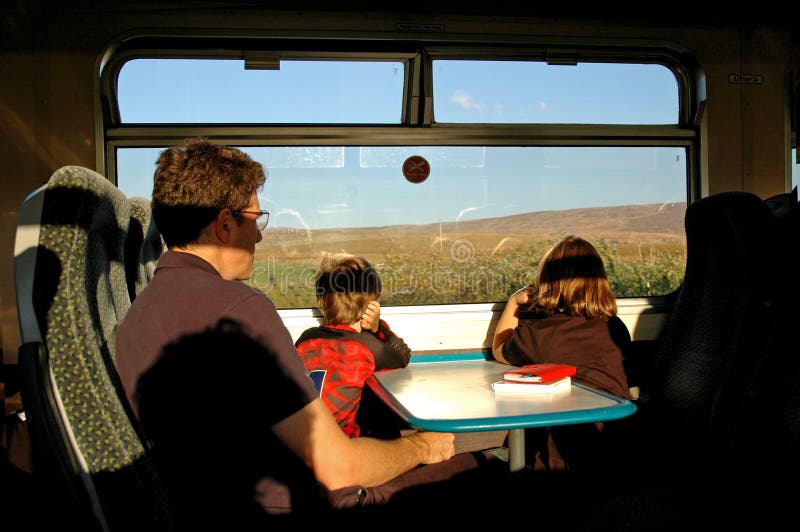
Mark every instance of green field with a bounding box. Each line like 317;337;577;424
247;203;687;309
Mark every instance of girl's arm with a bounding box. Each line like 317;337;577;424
492;285;533;364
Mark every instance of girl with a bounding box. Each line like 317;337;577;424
492;235;632;471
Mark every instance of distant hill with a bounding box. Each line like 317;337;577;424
259;202;687;251
424;202;686;239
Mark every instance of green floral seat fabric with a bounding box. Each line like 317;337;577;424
126;196;165;302
21;165;173;531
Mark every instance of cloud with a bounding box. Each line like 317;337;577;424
451;90;488;114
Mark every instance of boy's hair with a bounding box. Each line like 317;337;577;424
529;235;617;319
315;253;382;325
151;137;266;247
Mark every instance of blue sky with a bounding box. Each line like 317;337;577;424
118;59;678;124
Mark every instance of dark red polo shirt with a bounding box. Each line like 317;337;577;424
116;250;317;418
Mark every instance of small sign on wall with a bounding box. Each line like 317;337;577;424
728;73;763;85
402;155;431;184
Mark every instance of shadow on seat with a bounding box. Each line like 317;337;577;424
587;191;788;530
14;166;173;531
734;187;800;451
125;196;165;302
727;187;800;515
644;191;778;457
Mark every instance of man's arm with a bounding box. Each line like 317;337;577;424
272;399;455;490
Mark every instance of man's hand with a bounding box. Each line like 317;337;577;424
406;431;456;464
360;300;381;333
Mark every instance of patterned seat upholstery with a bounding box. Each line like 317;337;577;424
730;187;800;474
646;191;777;453
14;166;173;531
125;196;165;302
576;191;788;531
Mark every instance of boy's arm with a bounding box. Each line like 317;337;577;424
360;300;412;368
371;319;412;368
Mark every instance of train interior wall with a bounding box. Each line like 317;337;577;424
1;2;798;518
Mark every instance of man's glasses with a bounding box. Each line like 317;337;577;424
232;209;270;231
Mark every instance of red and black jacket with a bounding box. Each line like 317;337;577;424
295;320;411;437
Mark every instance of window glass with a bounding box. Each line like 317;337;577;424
117;145;687;308
433;60;679;124
113;52;689;308
117;59;405;123
793;148;799;192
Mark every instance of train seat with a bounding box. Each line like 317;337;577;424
728;187;800;510
125;196;166;302
13;166;173;531
595;190;788;529
645;191;777;454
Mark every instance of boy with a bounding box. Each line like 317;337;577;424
296;253;410;438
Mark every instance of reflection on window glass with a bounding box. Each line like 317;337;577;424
117;145;687;308
118;59;405;123
433;60;679;124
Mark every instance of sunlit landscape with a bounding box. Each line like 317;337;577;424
249;202;687;308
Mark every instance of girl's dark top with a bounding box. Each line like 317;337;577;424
501;312;632;400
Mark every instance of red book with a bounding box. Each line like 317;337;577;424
503;363;577;384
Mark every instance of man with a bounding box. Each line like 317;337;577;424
115;138;482;526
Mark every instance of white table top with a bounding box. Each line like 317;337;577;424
368;358;636;432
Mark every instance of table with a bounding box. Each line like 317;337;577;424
367;355;637;472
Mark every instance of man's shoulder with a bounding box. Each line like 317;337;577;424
135;265;277;326
149;263;271;300
220;283;278;317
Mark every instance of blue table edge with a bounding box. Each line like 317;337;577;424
367;353;638;433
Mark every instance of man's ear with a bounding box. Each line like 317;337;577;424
213;209;235;244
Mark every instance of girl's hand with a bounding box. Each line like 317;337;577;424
510;285;534;306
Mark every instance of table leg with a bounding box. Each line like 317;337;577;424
508;428;525;472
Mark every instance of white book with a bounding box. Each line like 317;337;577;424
491;376;572;394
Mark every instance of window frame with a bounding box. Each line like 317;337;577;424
99;35;699;311
100;37;698;139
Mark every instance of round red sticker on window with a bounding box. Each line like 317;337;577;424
402;155;430;184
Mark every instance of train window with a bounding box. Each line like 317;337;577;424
110;46;691;309
433;61;678;124
117;144;687;308
117;58;405;123
793;148;799;191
